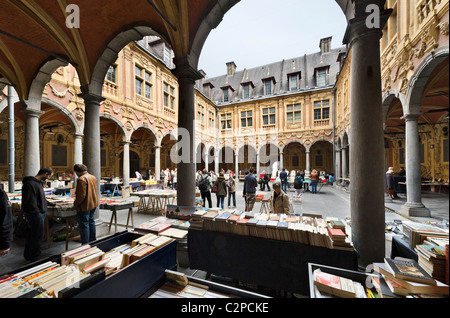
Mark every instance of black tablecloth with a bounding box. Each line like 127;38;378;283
188;229;358;295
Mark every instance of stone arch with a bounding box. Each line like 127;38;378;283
405;46;449;115
41;97;82;135
382;90;406;124
281;139;307;153
100;113;128;141
130;124;159;146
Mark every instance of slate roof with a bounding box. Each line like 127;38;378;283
200;42;347;106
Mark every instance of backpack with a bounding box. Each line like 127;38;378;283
198;175;209;192
294;176;303;189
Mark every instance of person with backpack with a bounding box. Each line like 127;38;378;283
214;172;228;209
198;169;212;208
226;173;236;208
293;170;303;198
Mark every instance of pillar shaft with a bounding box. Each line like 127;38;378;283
346;13;391;267
7;86;15;193
122;141;130;186
80;92;104;218
155;146;161;181
23;108;43;177
400;114;430;217
173;57;202;207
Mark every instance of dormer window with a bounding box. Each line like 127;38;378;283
240;81;255;99
262;77;276;95
203;82;214;98
315;66;329;87
288;72;301;91
221;85;234;103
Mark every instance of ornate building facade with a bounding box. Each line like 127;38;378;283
334;0;449;216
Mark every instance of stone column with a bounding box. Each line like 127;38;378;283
235;153;239;176
341;146;347;179
155;146;161;181
73;133;83;187
74;134;83;165
346;11;391;267
215;151;219;174
122;141;130;186
23;108;43;177
400;113;430;217
335;149;342;184
173;57;202;207
305;150;310;173
7;86;15;193
204;149;209;172
256;153;260;176
279;152;284;170
79;92;104;217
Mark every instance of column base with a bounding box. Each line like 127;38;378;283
400;203;431;217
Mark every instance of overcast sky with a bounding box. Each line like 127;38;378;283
198;0;348;78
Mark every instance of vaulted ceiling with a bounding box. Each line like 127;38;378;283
0;0;239;100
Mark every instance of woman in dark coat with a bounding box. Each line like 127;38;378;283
386;167;399;199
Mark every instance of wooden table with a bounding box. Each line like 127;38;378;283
131;190;176;215
99;198;140;233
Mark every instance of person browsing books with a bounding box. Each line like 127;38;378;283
73;164;99;245
22;167;57;262
270;182;290;214
0;184;12;257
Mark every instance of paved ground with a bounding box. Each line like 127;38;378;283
1;181;448;280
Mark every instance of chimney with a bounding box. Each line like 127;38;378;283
319;37;332;53
226;61;237;76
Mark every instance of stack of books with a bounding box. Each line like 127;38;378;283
373;257;449;298
190;208;353;251
415;244;446;283
401;221;448;249
313;269;366;298
0;261;89;298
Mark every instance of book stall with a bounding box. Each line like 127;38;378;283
310;219;449;298
0;231;177;298
186;207;358;295
310;255;449;298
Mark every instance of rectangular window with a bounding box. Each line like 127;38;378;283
223;89;229;102
241;110;253;128
317;69;327;86
262;107;276;126
164;82;175;109
289;74;298;91
292;156;299;167
243;84;250;99
198;105;205;124
135;78;143;96
286;104;301;123
106;65;116;83
444;139;449;162
221;113;232;130
315;155;323;167
135;65;152;99
314;100;330;121
209;111;215;129
264;80;272;95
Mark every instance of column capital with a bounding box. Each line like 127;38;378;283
22;108;44;118
401;113;421;121
343;8;392;46
78;91;105;104
173;55;203;82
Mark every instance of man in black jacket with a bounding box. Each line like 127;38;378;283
0;185;12;257
22;167;57;262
